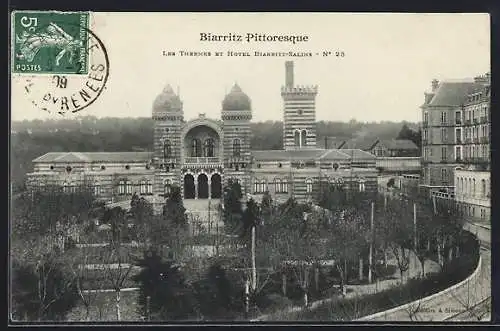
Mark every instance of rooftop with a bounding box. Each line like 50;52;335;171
428;81;484;107
33;152;153;163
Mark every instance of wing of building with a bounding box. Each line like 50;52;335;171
26;61;378;213
419;73;491;222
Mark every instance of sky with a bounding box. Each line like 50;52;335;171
11;12;490;123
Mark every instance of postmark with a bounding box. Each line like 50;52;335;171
11;11;110;115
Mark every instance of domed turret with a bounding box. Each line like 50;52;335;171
152;84;182;115
222;83;251;111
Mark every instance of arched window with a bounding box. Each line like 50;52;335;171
70;182;76;193
481;179;486;197
147;180;153;194
460;178;464;196
275;178;282;193
204;138;215;157
164;179;172;196
233;139;241;157
63;181;70;193
262;180;268;193
191;138;202;157
94;183;101;196
163;140;172;159
254;179;259;194
305;178;313;193
140;180;147;195
282;178;288;193
359;180;366;192
125;180;132;195
301;130;307;147
468;178;472;196
472;178;476;197
294;130;300;147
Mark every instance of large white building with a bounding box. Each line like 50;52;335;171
26;61;378;214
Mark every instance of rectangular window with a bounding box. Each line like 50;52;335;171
441;147;447;161
455;146;461;161
424;112;429;124
441;128;447;142
118;180;125;195
441;111;447;124
455;110;461;124
147;181;153;194
424;129;428;141
126;180;132;194
455;128;461;143
282;180;288;193
441;168;447;181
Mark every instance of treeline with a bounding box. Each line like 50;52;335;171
11;116;418;191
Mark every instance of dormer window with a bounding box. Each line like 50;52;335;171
66;166;72;172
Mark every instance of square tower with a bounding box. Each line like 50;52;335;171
281;61;318;150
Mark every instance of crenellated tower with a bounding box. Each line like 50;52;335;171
221;83;253;196
281;61;318;150
152;84;184;198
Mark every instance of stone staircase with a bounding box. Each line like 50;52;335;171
183;199;224;233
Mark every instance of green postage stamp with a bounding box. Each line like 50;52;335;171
12;11;90;74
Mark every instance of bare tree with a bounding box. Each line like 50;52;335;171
65;233;102;321
98;244;134;321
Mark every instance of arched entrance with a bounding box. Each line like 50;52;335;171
184;174;195;199
198;173;209;199
211;173;222;199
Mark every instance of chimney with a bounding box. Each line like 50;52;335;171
285;61;294;88
431;79;439;92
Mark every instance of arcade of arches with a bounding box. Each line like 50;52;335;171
184;173;222;199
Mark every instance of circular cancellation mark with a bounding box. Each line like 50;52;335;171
14;22;110;116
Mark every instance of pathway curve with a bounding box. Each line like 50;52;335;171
359;221;491;321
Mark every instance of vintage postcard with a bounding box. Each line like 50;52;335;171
10;12;491;323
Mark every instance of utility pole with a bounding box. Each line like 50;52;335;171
215;205;220;256
244;279;250;319
413;202;417;250
413;202;417;274
208;197;211;234
251;225;256;292
368;201;374;284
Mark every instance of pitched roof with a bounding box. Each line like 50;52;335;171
341;137;378;151
429;81;483;107
251;148;370;161
376;139;419;150
338;149;377;160
251;149;326;161
33;152;153;163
